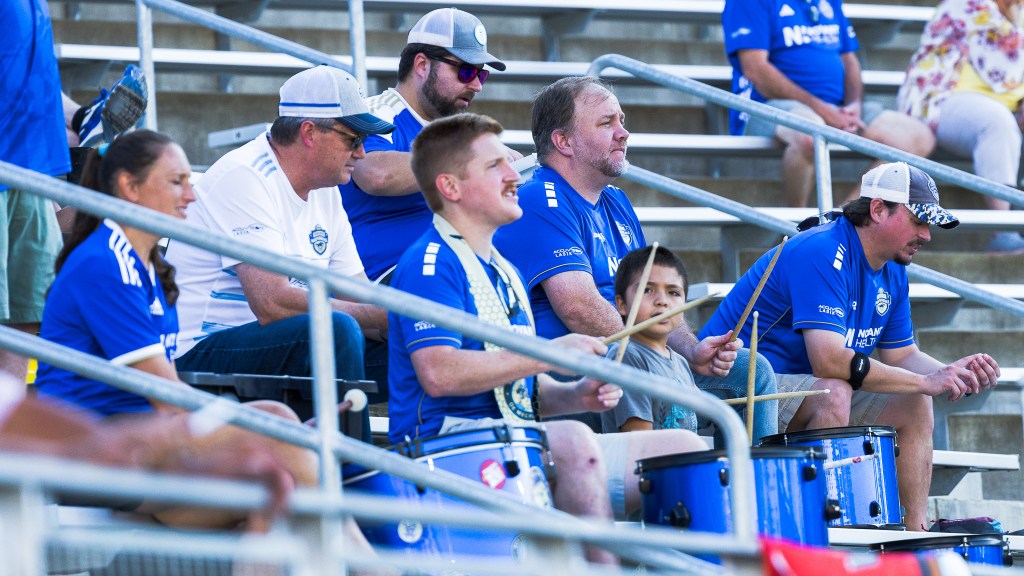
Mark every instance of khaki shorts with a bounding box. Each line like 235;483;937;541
776;373;889;432
744;99;886;138
0;188;61;324
440;416;630;518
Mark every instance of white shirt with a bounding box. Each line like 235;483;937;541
167;132;363;357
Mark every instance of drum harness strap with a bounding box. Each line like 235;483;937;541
433;214;538;424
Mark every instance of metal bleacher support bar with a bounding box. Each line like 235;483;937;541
582;54;1024;322
0;157;762;569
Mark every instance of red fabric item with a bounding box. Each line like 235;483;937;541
761;537;945;576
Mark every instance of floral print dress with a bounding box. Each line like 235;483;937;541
897;0;1024;131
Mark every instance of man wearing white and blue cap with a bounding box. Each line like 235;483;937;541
699;161;1001;531
341;8;517;286
167;66;395;420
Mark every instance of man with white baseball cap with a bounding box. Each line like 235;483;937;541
340;7;520;288
167;66;395;421
700;161;1000;531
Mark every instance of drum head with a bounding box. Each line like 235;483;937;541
871;534;1006;552
760;425;897;446
637;446;824;472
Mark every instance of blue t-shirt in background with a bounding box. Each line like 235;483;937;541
698;217;914;375
339;89;430;280
493;165;645;339
0;0;71;190
722;0;859;134
36;221;179;416
388;227;534;442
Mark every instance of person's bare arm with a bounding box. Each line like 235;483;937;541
620;417;654;432
737;49;851;130
410;333;607;398
351;151;420;197
803;329;977;399
540;271;625;337
235;263;387;333
840;52;864;108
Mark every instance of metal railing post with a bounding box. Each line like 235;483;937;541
348;0;368;89
309;279;341;494
0;485;47;576
136;0;157;129
813;133;834;215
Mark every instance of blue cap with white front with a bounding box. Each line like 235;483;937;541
278;66;395;135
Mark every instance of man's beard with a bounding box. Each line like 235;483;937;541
423;68;468;118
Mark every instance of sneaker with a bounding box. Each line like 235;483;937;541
77;65;148;147
987;231;1024;254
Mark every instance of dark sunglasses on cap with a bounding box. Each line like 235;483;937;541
428;55;490;85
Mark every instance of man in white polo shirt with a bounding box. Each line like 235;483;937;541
167;66;394;400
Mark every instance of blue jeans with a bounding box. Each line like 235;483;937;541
176;312;372;438
693;348;778;444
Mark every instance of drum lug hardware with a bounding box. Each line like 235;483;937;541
638;476;652;494
824;499;843;521
667;502;691;528
504;460;521;477
869;501;881;517
802;464;818;481
862;440;875;456
718;467;729;487
494;424;513;446
893;443;900;458
1003;542;1013;566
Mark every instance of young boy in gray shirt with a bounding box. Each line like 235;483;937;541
600;246;700;433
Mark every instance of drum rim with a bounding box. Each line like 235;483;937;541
342;439;549;483
391;425;546;457
637;446;825;471
870;534;1007;551
759;425;897;445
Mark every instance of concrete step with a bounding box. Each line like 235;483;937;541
928;498;1024;533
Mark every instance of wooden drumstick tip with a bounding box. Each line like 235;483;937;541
344;389;368;412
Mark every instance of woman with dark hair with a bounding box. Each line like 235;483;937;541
32;130;317;530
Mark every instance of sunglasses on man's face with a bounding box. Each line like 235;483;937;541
428;55;490;85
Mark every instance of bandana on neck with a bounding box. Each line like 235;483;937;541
432;214;537;423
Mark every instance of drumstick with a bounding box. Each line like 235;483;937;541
614;242;659;363
723;389;831;406
746;311;758;444
601;293;720;346
823;452;879;470
730;236;788;342
304;389;368;427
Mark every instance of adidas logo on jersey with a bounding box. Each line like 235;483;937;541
779;4;795;17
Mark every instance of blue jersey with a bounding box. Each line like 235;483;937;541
722;0;859;134
698;217;914;375
493;165;645;339
388;227;534;442
0;0;70;190
339;89;431;280
36;221;179;416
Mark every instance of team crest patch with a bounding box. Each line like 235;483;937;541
308;224;329;255
819;0;834;20
616;222;635;246
875;288;891;316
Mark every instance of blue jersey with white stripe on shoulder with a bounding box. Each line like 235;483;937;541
36;221;179;416
493;165;645;339
339;89;431;280
722;0;859;134
387;227;534;442
698;216;913;375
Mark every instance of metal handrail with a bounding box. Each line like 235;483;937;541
586;53;1024;319
0;160;760;565
134;0;361;130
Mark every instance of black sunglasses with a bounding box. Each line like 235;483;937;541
489;261;521;321
428;55;490;85
323;125;365;151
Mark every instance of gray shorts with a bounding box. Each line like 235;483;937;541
0;187;62;324
744;99;886;138
775;374;889;432
440;416;630;518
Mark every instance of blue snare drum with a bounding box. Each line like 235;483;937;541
760;426;902;528
637;446;832;547
873;534;1013;566
343;425;553;561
